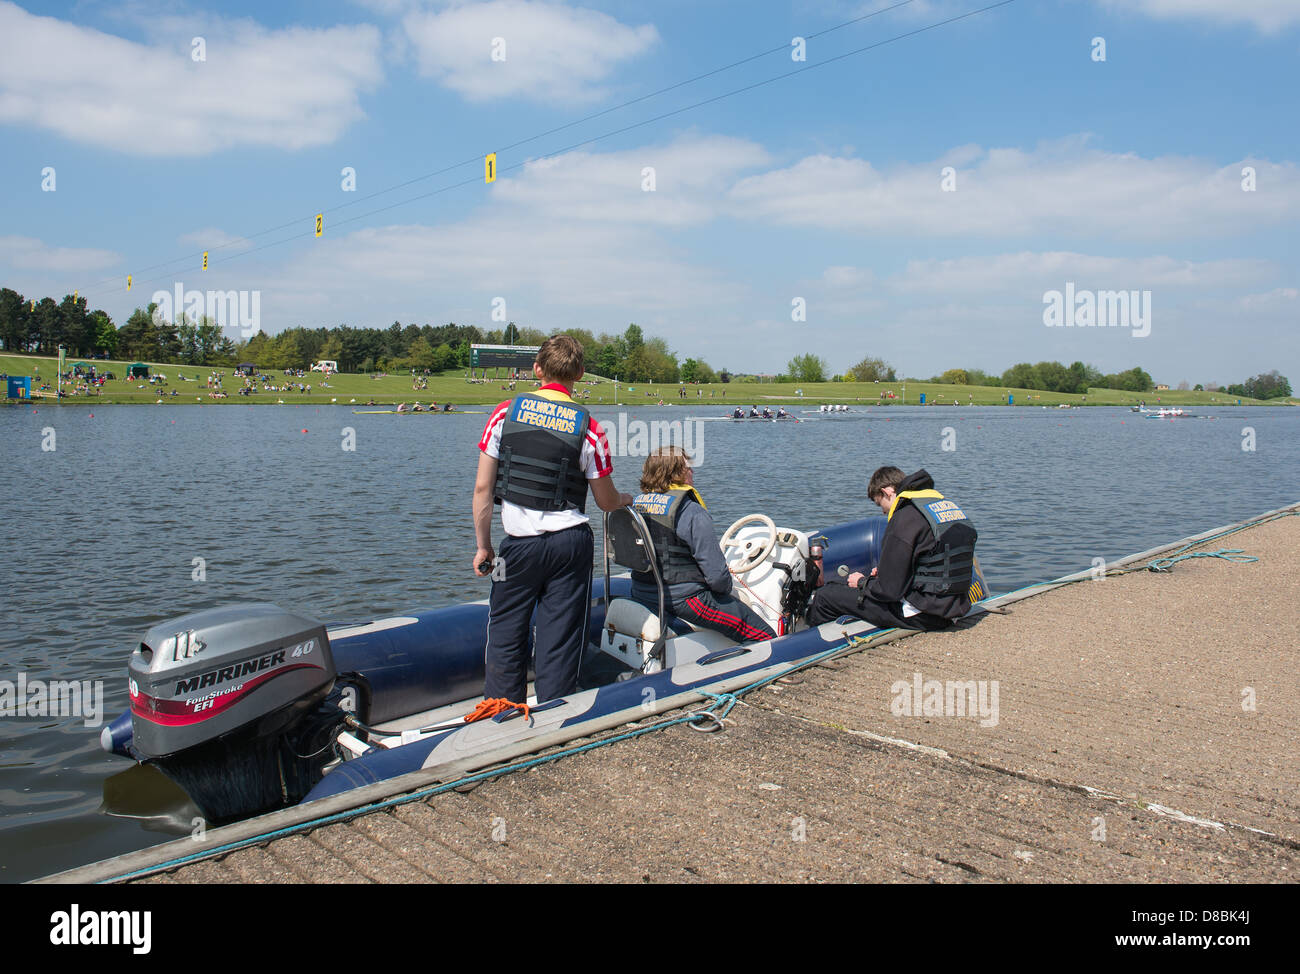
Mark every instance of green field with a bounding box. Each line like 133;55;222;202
1;351;1292;408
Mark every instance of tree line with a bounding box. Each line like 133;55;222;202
785;354;1291;399
782;355;1154;392
0;289;697;382
0;287;1290;397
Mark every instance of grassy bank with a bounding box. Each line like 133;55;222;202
1;351;1292;408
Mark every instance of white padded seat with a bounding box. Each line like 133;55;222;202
605;598;670;641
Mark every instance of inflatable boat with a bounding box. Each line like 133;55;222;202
100;511;988;825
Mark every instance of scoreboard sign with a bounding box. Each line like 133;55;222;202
470;344;541;369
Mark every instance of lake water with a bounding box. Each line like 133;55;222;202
1;401;1296;882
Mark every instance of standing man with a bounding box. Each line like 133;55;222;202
806;467;977;631
471;335;634;713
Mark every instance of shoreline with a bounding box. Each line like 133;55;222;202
4;353;1292;410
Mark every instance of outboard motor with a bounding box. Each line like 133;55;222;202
128;603;341;821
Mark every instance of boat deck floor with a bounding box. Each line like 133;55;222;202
130;511;1299;883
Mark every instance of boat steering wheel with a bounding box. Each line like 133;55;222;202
720;513;777;574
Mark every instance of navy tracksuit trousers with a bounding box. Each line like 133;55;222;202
483;524;594;703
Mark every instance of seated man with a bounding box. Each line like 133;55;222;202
631;447;776;644
807;466;977;631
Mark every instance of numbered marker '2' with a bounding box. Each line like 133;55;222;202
315;213;323;238
485;153;497;184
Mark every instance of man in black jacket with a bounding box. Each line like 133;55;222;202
806;467;976;630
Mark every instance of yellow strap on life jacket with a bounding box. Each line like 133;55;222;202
667;484;706;510
530;387;576;404
888;488;944;522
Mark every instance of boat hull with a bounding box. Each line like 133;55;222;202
102;516;981;818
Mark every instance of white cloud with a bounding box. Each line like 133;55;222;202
1236;286;1298;310
1095;0;1300;33
727;137;1300;241
402;0;658;103
788;265;883;319
268;213;737;326
494;134;769;225
257;135;766;330
0;2;383;156
0;235;120;272
889;252;1276;293
821;265;874;289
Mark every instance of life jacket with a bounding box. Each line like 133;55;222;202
632;486;709;588
890;489;978;597
493;390;591;512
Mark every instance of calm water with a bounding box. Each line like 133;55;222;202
1;402;1296;881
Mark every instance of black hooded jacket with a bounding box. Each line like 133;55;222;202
864;469;972;620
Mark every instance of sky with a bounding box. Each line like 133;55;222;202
1;0;1297;384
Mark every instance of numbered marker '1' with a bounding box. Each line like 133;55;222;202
202;251;208;270
485;153;496;184
127;275;132;291
315;213;323;238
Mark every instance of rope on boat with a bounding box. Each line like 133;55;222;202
101;627;891;883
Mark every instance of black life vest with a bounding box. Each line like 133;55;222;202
632;487;709;588
894;490;978;597
493;392;591;512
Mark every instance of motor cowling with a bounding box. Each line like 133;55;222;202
127;604;338;820
129;603;335;758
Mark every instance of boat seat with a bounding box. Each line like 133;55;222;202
602;597;730;673
604;597;698;643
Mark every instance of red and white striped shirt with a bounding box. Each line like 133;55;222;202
479;384;612;537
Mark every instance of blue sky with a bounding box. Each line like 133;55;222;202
1;0;1297;384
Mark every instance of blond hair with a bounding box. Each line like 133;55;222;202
639;446;692;493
